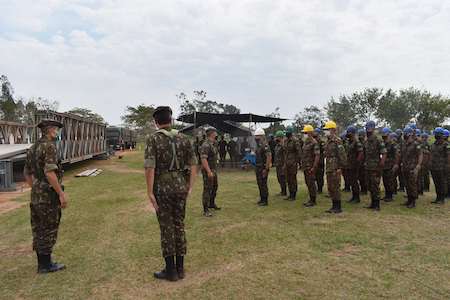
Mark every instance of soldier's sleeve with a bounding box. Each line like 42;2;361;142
313;141;320;155
44;143;58;173
186;139;198;166
24;149;33;175
337;141;347;169
200;142;209;160
144;135;156;168
265;144;272;158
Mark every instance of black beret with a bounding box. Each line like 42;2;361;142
37;119;64;129
153;106;172;117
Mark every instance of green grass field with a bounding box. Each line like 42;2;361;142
1;150;450;299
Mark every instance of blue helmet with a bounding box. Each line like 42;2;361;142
415;129;421;136
314;128;322;133
408;123;417;130
422;132;429;138
381;127;391;136
358;129;366;136
389;132;398;139
434;127;445;135
444;129;450;138
340;132;347;139
346;125;357;134
404;126;414;136
395;129;403;136
365;120;376;130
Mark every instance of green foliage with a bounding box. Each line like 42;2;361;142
121;104;155;129
177;90;240;115
326;95;358;128
294;105;326;130
67;107;106;124
264;107;286;135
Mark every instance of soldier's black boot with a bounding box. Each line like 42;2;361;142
154;256;178;281
373;199;380;211
258;197;268;206
365;196;375;209
37;254;65;274
402;196;411;206
176;256;185;280
209;198;221;210
407;198;416;209
290;192;297;201
334;201;342;213
203;207;213;217
383;192;393;202
326;201;337;213
304;197;316;207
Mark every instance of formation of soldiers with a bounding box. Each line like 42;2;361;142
24;105;450;282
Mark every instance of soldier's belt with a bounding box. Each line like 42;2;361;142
157;171;185;180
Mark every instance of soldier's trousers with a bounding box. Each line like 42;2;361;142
155;192;187;258
343;168;350;190
382;168;396;195
431;170;447;200
359;165;367;193
421;166;430;191
403;169;418;200
276;166;287;194
366;170;381;202
304;170;317;201
219;152;226;166
326;171;341;202
348;168;360;197
202;170;218;210
30;198;61;255
398;166;405;190
447;169;450;197
285;163;298;194
316;165;325;192
256;167;269;201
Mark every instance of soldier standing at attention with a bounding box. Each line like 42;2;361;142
358;129;368;195
395;129;406;192
430;127;450;204
254;128;272;206
145;106;197;281
274;130;287;196
200;128;221;217
284;126;302;201
345;126;364;204
444;129;450;199
401;127;423;208
341;132;351;192
364;121;386;211
268;134;277;163
23;119;67;274
420;132;431;192
218;136;228;168
301;125;320;207
323;121;347;213
313;128;325;194
381;128;400;202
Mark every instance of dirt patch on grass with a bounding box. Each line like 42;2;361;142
0;242;31;258
0;183;29;215
329;244;361;257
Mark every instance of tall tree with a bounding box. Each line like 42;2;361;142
264;107;285;135
67;107;106;124
294;105;326;130
0;75;18;121
325;95;357;129
376;89;413;130
121;104;155;129
177;90;240;115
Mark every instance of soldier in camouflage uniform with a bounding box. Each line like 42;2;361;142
254;128;272;206
313;128;325;194
430;128;450;204
284;126;302;201
200;127;221;217
358;129;368;195
145;106;198;281
395;129;406;192
401;127;423;208
364;121;386;211
381;128;400;202
444;129;450;199
345;126;364;204
274;130;287;196
341;132;351;192
419;132;431;194
323;121;347;213
301;125;320;207
24;119;67;274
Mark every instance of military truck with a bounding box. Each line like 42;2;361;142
106;127;137;150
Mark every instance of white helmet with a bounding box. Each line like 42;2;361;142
254;128;265;136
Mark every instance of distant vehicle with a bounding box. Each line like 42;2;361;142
106;127;137;150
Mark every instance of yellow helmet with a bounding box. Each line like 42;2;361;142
323;120;337;130
302;125;314;133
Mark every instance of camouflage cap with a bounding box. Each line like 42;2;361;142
152;106;172;118
37;119;63;129
205;127;217;134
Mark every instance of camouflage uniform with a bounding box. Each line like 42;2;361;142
358;135;368;194
144;128;197;258
301;136;320;203
200;139;219;212
382;139;399;200
284;137;302;199
255;141;272;204
364;134;386;209
430;140;449;203
218;139;227;166
274;141;287;195
324;135;346;211
342;138;351;192
401;140;422;206
315;137;325;193
346;138;363;202
419;140;431;194
397;138;406;191
24;137;63;256
227;140;238;166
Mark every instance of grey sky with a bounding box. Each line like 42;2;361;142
1;0;449;125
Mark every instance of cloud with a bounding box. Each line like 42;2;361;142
1;0;449;124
